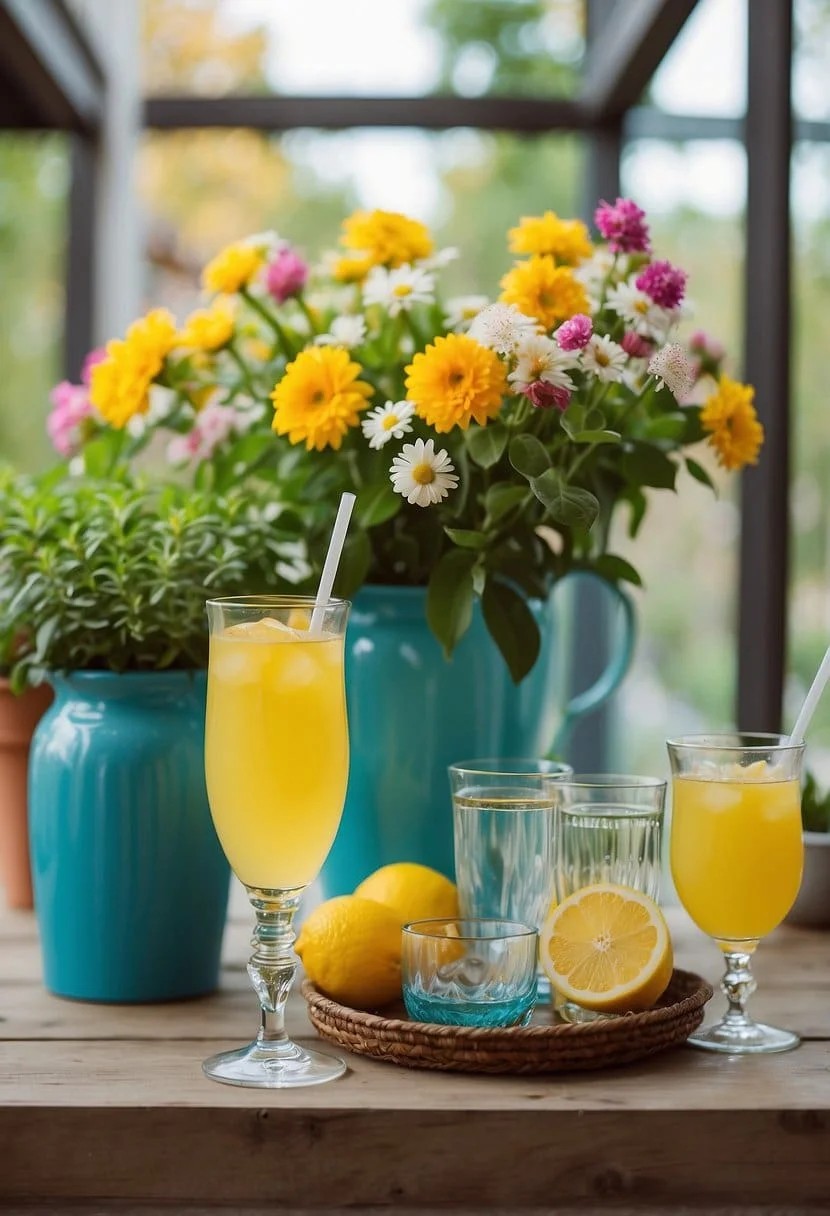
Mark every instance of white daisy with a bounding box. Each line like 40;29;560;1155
315;314;368;349
444;294;490;332
648;343;696;399
361;400;416;450
582;334;627;383
363;264;435;316
467;302;538;355
575;247;617;291
508;334;576;392
243;229;282;256
606;279;667;335
390;438;459;507
419;246;460;270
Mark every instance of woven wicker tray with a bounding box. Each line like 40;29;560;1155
303;968;712;1074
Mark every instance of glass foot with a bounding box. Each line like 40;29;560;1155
555;996;618;1025
687;1018;800;1055
203;1038;347;1088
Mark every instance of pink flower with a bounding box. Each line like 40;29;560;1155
594;197;651;254
555;314;593;351
635;260;687;309
689;330;725;361
166;402;245;466
47;381;93;457
80;347;107;386
523;381;570;411
265;246;309;303
621;331;654;359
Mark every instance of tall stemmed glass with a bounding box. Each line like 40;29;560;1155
203;595;350;1087
667;733;805;1054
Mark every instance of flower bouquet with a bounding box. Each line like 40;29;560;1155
58;199;762;681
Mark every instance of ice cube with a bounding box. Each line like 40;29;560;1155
211;646;260;685
225;617;300;643
275;650;318;690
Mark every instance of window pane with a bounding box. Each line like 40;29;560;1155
0;135;68;472
789;140;830;787
140;0;582;98
611;140;746;775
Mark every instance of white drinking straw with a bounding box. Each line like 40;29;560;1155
309;492;356;635
790;643;830;743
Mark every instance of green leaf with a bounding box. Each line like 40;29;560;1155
622;444;677;490
626;488;648;538
445;527;488;550
484;483;527;522
82;433;124;478
426;549;477;658
509;434;550;480
531;470;600;530
560;401;586;438
569;429;621;445
685;457;716;491
643;413;688;442
355;482;402;528
466;422;507;469
592;554;643;588
481;579;541;684
332;530;371;599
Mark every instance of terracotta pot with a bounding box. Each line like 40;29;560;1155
0;678;53;909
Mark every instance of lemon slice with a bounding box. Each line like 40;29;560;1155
539;883;673;1014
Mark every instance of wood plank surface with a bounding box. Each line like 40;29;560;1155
3;903;830;1210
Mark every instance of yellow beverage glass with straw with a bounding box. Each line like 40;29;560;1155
202;493;355;1089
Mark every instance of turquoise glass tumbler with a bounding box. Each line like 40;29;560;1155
402;918;538;1027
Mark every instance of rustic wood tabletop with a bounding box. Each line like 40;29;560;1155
2;894;829;1214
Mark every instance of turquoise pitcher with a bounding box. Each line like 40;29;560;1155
29;670;230;1002
320;573;634;897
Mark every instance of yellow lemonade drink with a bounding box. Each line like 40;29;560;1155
671;766;803;943
205;618;348;890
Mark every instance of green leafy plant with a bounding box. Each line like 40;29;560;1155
0;474;309;692
802;771;830;833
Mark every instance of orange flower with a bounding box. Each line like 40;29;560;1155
405;334;507;433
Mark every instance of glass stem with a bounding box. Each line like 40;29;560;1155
246;886;304;1054
720;948;758;1028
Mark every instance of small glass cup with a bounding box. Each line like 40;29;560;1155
551;774;667;1023
450;758;573;933
402;918;538;1027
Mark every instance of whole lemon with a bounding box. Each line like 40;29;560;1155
354;862;459;926
295;895;402;1009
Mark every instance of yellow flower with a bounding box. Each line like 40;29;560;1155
405;334;507;433
201;242;264;294
508;212;593;264
89;309;177;429
332;254;375;283
500;256;590;330
340;209;433;269
700;376;764;471
271;346;373;451
244;337;273;362
178;299;236;352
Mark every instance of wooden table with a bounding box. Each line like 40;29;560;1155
2;898;830;1214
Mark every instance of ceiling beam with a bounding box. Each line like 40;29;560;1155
0;0;103;131
580;0;700;122
143;94;589;134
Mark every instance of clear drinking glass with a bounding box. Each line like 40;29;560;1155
551;774;666;1022
667;733;805;1054
450;758;573;933
402;918;538;1027
202;595;350;1088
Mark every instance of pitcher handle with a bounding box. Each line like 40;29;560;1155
550;573;636;756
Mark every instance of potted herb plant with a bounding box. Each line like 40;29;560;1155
59;201;761;890
787;772;830;927
0;474;307;1000
0;469;53;910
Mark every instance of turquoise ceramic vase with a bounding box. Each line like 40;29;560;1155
29;670;229;1002
320;574;634;897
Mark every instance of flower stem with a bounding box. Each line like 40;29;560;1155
242;289;296;359
228;342;257;398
